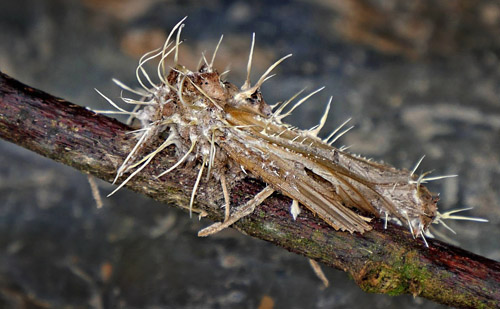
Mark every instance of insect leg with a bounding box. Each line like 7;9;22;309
189;155;208;218
198;186;274;237
220;174;231;222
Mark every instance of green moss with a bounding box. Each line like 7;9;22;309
358;251;433;297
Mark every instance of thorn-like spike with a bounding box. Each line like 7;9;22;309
243;33;256;91
272;88;306;117
177;75;188;106
94;89;131;114
419;225;429;247
440;207;473;215
327;125;354;145
108;134;176;196
323;117;352;143
92;110;136;115
201;52;209;67
114;129;150;183
219;69;231;80
210;34;224;70
112;79;149;96
261;73;276;84
186;77;223;110
174;24;185;65
206;129;217;180
139;67;159;90
254;54;292;89
411;155;426;177
156;41;178;84
405;212;415;238
269;101;282;110
420;174;458;183
136;48;163;92
439;212;489;222
120;94;155;105
433;207;488;236
290;199;301;220
437;219;457;234
156;138;197;178
278;86;325;120
160;16;187;75
309;96;332;137
339;145;353;151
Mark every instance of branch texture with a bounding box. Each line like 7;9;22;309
1;71;499;308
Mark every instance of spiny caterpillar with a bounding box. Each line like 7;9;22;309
95;18;487;246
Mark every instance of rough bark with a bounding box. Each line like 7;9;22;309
0;71;499;308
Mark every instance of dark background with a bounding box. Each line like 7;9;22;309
1;0;499;308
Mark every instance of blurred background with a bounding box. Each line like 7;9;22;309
1;0;499;308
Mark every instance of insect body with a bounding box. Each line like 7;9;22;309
96;18;486;246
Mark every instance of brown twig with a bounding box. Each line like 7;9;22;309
1;71;499;308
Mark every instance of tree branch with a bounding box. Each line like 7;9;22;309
1;71;499;308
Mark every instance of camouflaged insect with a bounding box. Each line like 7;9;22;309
95;18;487;246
